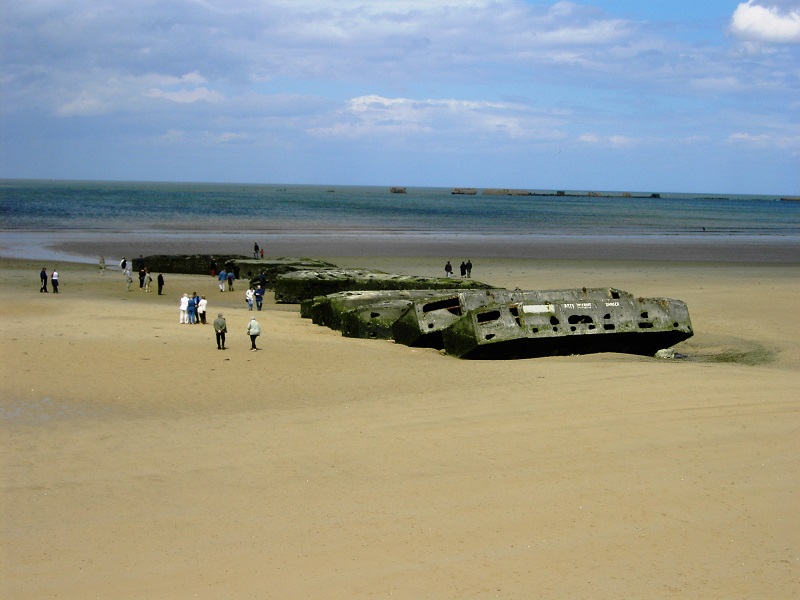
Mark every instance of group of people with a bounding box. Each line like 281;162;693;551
179;292;208;324
444;259;473;278
212;313;262;352
42;253;265;352
244;285;266;311
217;268;236;292
119;256;164;294
253;242;265;259
39;267;59;293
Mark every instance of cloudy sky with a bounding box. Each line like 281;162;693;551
1;0;798;193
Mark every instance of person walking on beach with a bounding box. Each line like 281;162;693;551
138;266;146;289
157;273;165;295
459;261;467;277
39;267;48;292
99;256;106;274
125;269;133;292
119;257;127;271
245;286;254;311
198;295;208;324
51;268;59;293
210;258;216;277
444;261;453;278
247;316;261;351
218;268;227;292
143;268;152;292
227;269;235;292
214;313;227;349
253;242;259;259
466;259;472;278
179;293;189;324
254;284;264;311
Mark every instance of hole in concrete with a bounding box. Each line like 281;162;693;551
568;315;593;325
422;297;462;315
638;322;654;329
604;324;615;330
370;312;380;318
640;311;649;319
485;334;496;340
604;313;611;320
550;316;560;325
477;310;501;324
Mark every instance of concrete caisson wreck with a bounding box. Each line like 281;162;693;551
274;268;492;304
306;286;693;359
437;288;693;359
301;290;461;339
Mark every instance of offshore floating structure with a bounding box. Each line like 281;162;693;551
305;286;693;360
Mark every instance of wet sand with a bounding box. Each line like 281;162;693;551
2;229;799;264
1;245;798;598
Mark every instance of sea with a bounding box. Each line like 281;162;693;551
1;179;798;263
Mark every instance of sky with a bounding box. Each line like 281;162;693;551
1;0;799;194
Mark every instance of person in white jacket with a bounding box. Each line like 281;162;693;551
197;295;208;324
179;293;189;324
246;316;261;351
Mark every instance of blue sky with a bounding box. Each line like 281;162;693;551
1;0;798;194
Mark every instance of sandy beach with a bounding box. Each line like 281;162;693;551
1;246;798;598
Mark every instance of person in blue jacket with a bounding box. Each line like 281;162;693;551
253;285;264;311
187;293;197;324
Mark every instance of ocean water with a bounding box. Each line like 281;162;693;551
1;180;798;264
1;179;798;237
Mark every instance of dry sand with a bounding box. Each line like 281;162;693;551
1;254;798;598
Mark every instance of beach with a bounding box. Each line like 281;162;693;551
1;243;798;598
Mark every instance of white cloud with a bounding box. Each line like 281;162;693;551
608;135;637;148
727;131;800;150
689;76;743;92
145;87;224;104
310;95;567;141
56;91;107;117
214;132;249;143
730;1;800;43
578;133;638;147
